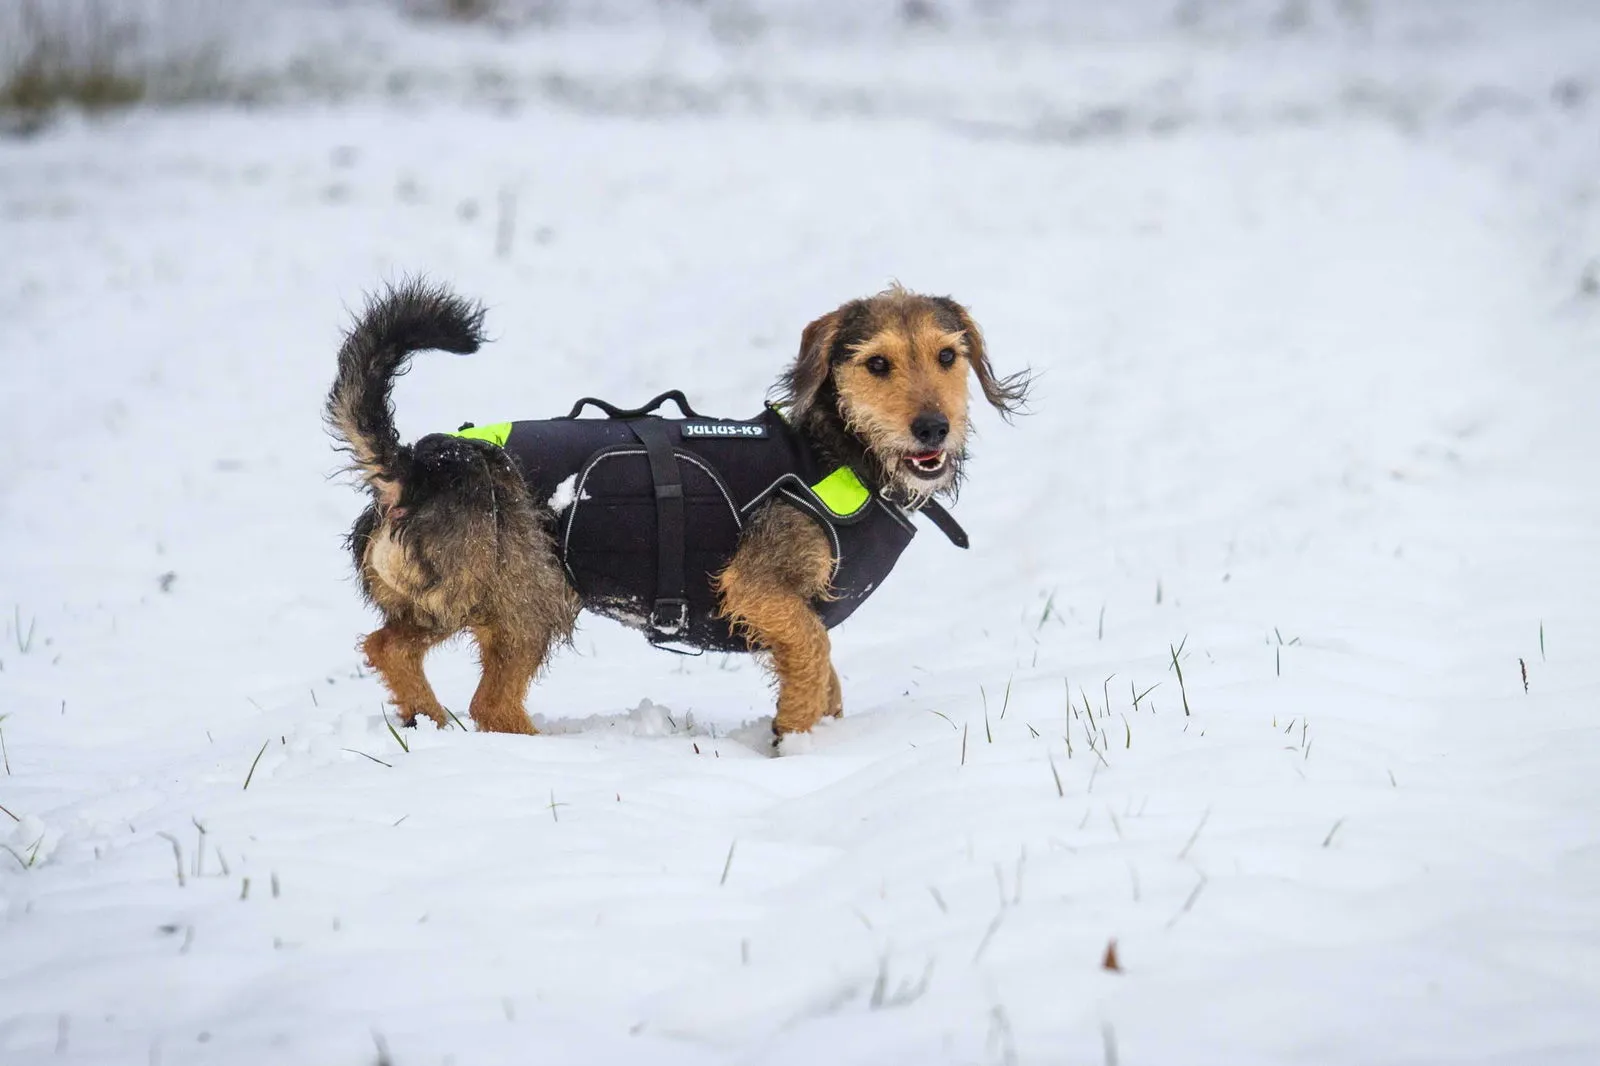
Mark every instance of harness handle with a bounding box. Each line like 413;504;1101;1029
564;390;705;421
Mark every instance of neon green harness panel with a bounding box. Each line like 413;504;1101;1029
451;422;512;447
810;466;870;518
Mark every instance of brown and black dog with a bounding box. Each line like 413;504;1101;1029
326;280;1025;743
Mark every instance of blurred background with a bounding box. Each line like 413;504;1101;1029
4;0;1595;672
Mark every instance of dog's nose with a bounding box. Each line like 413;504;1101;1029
911;412;949;448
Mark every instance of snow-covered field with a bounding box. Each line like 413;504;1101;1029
3;3;1599;1063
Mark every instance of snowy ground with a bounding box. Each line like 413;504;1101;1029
3;3;1600;1064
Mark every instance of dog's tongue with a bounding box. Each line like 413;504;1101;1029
909;451;941;463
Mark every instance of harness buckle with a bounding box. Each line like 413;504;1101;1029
650;598;689;636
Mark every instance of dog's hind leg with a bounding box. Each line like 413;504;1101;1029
363;621;451;728
466;624;545;735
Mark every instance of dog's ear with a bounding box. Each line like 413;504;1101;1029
780;307;844;420
932;297;1030;419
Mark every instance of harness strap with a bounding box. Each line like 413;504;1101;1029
806;462;969;548
917;499;969;549
627;418;689;637
566;391;704;421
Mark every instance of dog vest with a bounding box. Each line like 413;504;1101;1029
451;391;967;653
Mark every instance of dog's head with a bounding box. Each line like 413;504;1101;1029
778;286;1027;501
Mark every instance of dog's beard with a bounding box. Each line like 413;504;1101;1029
837;398;964;503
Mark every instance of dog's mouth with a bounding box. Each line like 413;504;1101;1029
902;450;948;479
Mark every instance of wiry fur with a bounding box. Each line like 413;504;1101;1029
328;279;1025;742
327;279;487;510
776;284;1030;506
327;280;578;734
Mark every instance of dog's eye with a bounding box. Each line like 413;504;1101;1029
937;347;958;368
864;355;891;376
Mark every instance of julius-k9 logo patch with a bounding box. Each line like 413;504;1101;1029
680;421;769;440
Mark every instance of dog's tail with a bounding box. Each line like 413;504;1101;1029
326;278;487;506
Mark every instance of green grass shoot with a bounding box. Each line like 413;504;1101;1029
1169;637;1191;716
383;708;411;753
242;739;270;790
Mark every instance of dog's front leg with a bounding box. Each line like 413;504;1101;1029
716;503;838;740
721;580;836;736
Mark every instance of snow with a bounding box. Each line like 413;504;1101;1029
3;3;1600;1064
547;471;582;513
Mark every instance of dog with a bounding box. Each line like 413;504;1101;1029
326;279;1026;742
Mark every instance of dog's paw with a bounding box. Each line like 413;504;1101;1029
773;729;816;757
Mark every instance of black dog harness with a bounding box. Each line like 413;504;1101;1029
452;391;967;653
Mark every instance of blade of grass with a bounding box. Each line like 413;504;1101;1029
155;832;185;887
1165;873;1207;929
972;911;1005;963
343;748;392;768
15;606;36;654
1038;588;1056;630
382;708;411;753
1083;726;1110;768
1177;808;1210;859
242;739;270;790
192;817;207;878
1169;639;1191;716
